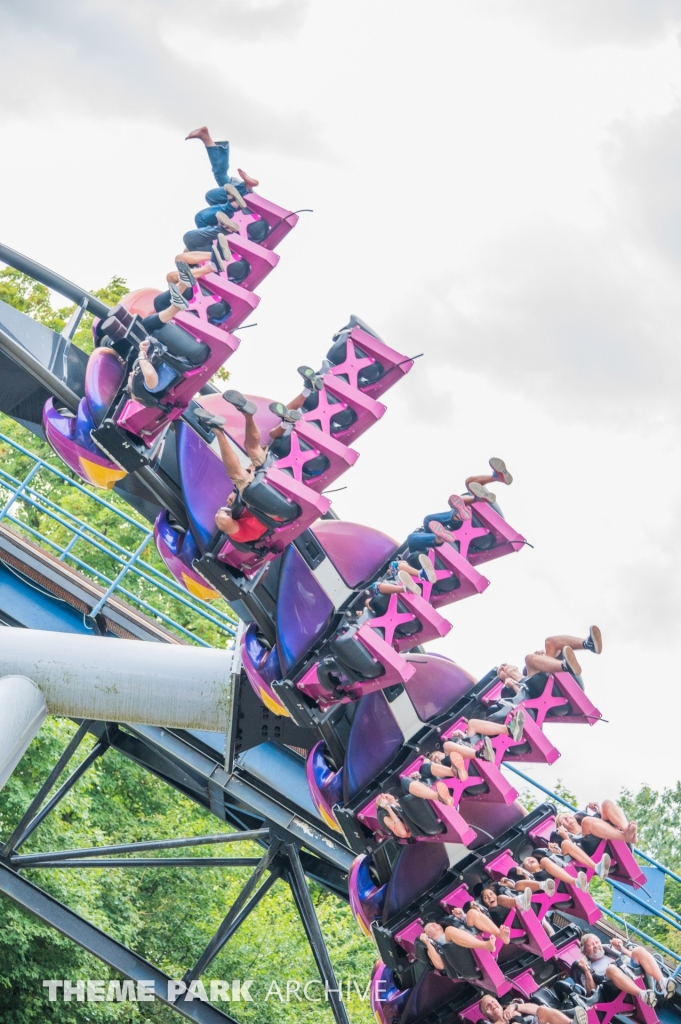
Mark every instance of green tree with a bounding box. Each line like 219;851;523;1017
0;269;235;647
0;270;376;1022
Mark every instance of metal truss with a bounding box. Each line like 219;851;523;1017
0;720;352;1024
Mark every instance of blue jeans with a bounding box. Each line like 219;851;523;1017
206;142;248;195
406;511;457;554
194;202;235;229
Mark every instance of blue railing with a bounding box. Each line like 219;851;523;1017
0;429;236;647
504;763;681;962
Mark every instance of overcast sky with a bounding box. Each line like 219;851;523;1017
3;0;681;803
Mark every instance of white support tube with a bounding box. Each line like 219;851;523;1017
0;628;234;732
0;675;48;789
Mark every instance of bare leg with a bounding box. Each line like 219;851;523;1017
581;816;631;843
466;719;509;738
466;908;510;943
601;799;629;832
443;740;478;761
559;839;597;871
214;430;251;488
270;393;307;439
465;474;496;488
186;126;215;146
407;780;452;805
606;964;648;998
525;652;569;674
630;946;664;983
443;927;496;952
536;1009;571;1024
512;879;542;893
538;857;582;887
242;412;265;464
375;582;408;595
544;634;587;658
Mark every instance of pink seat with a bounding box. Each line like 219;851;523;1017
441;714;560;767
327;325;415;401
417;542;490;609
357;789;477;846
219;233;279;291
398;753;517;810
519;671;602;728
216;466;330;570
446;501;527;567
393;916;510;996
485;849;601;925
439;882;556;961
116;321;240;442
273;419;359;493
367;591;453;654
239;193;299;250
296;631;416;708
195;271;259;329
302;373;386;447
529;812;646;889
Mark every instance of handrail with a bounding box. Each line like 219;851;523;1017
0;429;236;646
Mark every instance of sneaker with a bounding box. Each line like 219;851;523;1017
640;990;657;1007
216;232;232;261
508;708;525;743
561;647;582;677
428;520;456;544
480;736;496;762
222;390;258;417
583;625;602;655
541;878;556;896
596;853;611;880
468;481;497;503
397;570;421;595
194;408;225;430
448;751;468;781
435;781;453;805
576;871;588;892
211;242;226;273
175;260;196;288
516;887;532;912
297;365;325;392
269;401;302;424
573;1007;588;1024
665;977;677;999
223;181;247;209
418;554;437;584
216;211;240;232
489;458;513;485
167;281;190;309
448;494;472;521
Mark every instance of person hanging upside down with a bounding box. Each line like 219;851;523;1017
479;993;587;1024
193;391;300;545
405;458;513;556
572;933;674;1006
375;779;453;840
185;126;258;230
418;918;498;969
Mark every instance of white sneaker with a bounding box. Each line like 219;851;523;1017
397;570;421;596
418;554;437;583
596;853;611;880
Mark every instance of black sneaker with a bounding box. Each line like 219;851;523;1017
194;408;225;430
582;625;602;655
222;390;258;416
269;401;302;424
298;365;325;392
175;260;196;288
